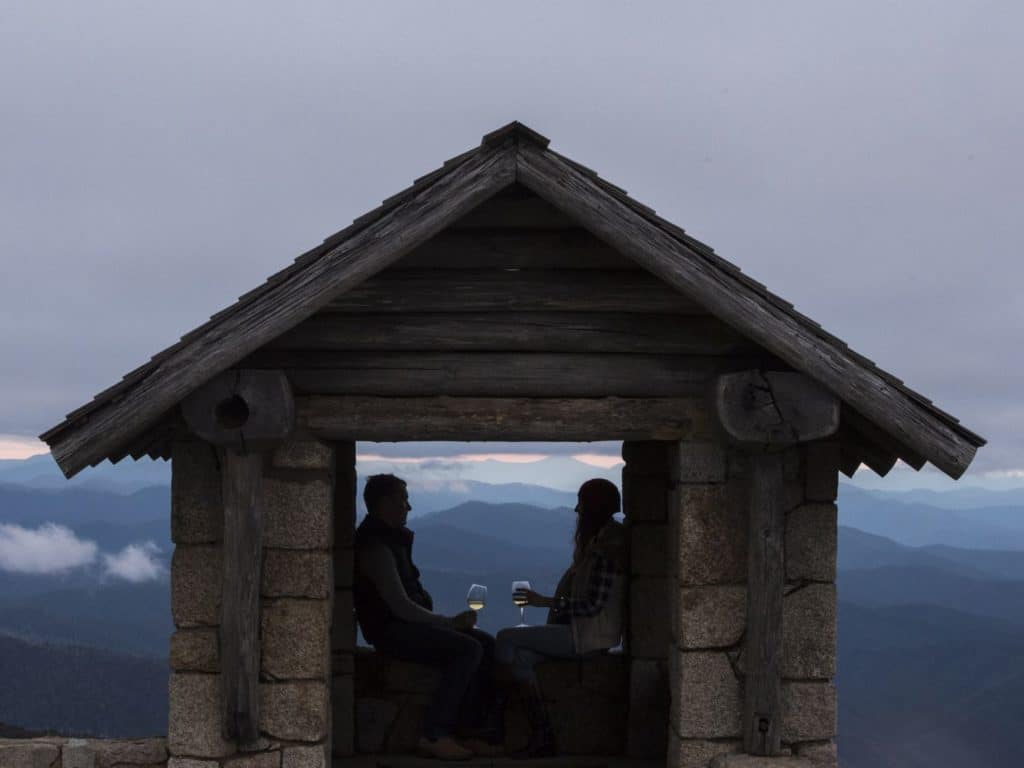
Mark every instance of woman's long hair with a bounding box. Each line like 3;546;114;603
572;478;621;566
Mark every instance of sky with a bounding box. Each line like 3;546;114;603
0;2;1021;489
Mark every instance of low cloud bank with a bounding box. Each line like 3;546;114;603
102;541;164;582
0;522;98;574
0;523;165;581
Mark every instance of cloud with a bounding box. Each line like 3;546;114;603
0;523;98;574
103;541;165;582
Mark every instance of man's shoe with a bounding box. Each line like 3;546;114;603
416;736;474;761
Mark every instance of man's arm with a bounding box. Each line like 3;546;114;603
358;542;454;627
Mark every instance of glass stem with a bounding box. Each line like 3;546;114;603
520;606;525;625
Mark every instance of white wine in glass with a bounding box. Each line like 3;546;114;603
512;580;531;627
466;584;487;612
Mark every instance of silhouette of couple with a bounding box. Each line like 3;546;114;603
353;474;627;760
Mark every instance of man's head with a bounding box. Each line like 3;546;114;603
363;473;411;528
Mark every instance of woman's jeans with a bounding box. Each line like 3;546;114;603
371;620;495;741
495;624;577;684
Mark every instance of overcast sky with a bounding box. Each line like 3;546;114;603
1;2;1020;487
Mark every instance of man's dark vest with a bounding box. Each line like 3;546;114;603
353;514;433;644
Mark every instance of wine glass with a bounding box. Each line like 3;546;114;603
467;584;487;612
512;580;532;627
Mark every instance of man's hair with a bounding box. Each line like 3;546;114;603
363;473;407;514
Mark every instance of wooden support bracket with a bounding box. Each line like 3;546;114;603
181;369;295;745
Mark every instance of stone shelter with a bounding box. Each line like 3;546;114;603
38;122;985;768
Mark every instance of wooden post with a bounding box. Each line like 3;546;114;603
182;369;295;745
713;370;839;757
744;450;784;754
220;449;264;743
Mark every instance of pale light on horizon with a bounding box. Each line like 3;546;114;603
0;435;49;460
357;452;550;465
573;453;625;469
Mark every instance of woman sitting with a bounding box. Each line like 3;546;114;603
495;478;627;758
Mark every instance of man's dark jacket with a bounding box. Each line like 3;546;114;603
353;513;433;644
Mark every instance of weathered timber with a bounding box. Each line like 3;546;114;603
714;371;840;447
395;228;638;269
517;141;978;478
323;269;705;313
744;450;785;756
295;396;712;441
181;370;295;452
219;449;264;745
266;312;754;355
838;422;899;477
841;404;926;470
449;190;578;228
46;141;517;477
839;451;862;478
238;352;775;398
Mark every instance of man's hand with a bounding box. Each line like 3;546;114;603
514;588;555;609
450;609;478;631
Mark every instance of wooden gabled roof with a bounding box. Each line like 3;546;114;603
39;121;986;479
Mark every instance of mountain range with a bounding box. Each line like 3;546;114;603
1;458;1023;766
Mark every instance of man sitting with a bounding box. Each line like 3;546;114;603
353;473;500;760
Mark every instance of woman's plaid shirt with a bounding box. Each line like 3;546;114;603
553;554;618;618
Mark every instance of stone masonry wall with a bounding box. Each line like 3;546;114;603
0;738;166;768
666;439;840;768
168;435;336;768
351;649;627;755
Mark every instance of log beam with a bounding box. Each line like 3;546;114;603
324;269;705;313
295;395;713;442
264;311;753;355
714;370;840;448
239;352;776;399
181;370;295;453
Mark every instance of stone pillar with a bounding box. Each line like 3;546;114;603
665;439;839;768
666;439;747;768
331;441;357;760
169;440;233;761
168;435;336;768
780;440;839;767
621;440;672;759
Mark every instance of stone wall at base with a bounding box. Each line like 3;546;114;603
351;648;628;755
0;738;166;768
168;436;337;768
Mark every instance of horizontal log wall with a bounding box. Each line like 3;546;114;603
294;395;715;442
235;187;782;433
324;270;705;313
264;312;753;354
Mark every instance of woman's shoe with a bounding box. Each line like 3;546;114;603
416;736;474;761
508;728;556;759
460;737;505;757
509;679;557;759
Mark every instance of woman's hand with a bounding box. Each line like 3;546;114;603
514;588;555;608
